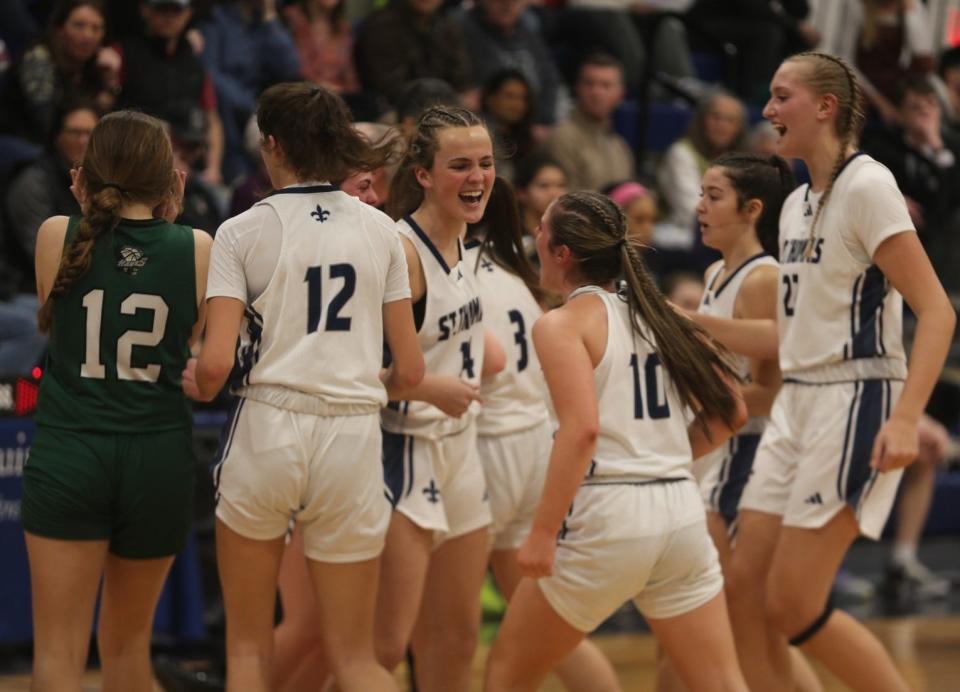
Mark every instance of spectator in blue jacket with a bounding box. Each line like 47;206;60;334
199;0;301;182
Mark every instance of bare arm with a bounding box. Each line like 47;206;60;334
34;216;70;302
188;296;245;401
734;265;782;416
481;329;506;379
686;310;779;360
688;366;748;460
190;229;212;347
381;298;425;397
871;232;956;470
520;308;599;578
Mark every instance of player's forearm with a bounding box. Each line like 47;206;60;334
530;425;596;535
196;354;233;401
687;312;779;359
893;299;956;422
741;381;780;418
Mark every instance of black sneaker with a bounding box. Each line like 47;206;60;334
154;657;225;692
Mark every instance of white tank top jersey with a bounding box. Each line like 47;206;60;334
777;154;912;383
381;216;486;439
571;286;693;481
698;253;777;436
229;184;411;413
463;240;550;437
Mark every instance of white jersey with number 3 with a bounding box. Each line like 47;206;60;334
381;216;485;439
777;154;912;382
227;185;410;413
464;241;549;437
573;286;692;480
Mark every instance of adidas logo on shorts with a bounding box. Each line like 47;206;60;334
804;492;824;505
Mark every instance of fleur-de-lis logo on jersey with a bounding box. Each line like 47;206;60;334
117;246;148;275
311;205;331;222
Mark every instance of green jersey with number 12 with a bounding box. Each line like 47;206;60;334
35;216;197;432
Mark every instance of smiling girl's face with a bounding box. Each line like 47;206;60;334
416;125;495;224
762;61;824;160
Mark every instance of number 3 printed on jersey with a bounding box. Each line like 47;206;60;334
81;290;168;382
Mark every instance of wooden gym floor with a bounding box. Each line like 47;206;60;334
1;615;959;691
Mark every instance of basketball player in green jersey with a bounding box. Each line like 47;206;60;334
21;110;211;692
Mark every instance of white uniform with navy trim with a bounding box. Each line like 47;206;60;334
538;287;722;632
695;254;776;526
776;154;908;382
225;185;411;410
465;241;551;549
208;183;410;561
381;217;491;541
739;155;913;538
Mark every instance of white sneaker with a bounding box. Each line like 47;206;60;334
833;569;876;601
888;559;952;599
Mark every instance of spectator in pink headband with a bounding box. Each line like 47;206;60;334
606;180;657;246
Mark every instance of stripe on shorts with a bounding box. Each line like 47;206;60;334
714;433;760;525
211;396;246;497
837;379;885;508
382;429;415;509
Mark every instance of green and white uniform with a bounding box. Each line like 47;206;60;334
22;216;198;558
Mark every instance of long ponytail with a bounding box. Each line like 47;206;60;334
550;191;741;431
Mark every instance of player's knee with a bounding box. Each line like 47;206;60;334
766;588;830;644
483;641;523;692
724;557;764;607
430;623;480;667
282;616;324;651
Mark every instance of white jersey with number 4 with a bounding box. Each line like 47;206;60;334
381;216;485;440
464;241;549;437
777;154;912;383
571;286;692;480
227;185;410;413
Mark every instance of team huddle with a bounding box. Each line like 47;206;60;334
20;52;955;692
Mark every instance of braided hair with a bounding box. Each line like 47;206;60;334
548;191;741;431
37;110;176;334
388;105;543;302
784;52;865;258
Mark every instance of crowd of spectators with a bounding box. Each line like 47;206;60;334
2;0;960;370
